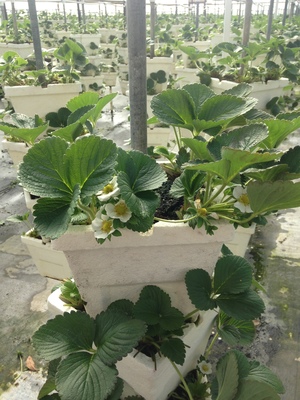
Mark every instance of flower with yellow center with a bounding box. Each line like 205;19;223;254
92;212;115;239
233;186;253;213
97;176;120;202
105;200;132;222
198;360;212;375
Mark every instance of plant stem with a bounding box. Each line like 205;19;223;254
204;331;219;358
184;309;199;320
154;215;197;224
170;360;194;400
77;200;95;222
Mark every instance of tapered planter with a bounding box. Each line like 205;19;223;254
52;221;234;317
21;231;71;280
116;310;215;400
3;83;82;118
210;77;289;110
1;139;28;168
0;43;34;58
225;224;256;257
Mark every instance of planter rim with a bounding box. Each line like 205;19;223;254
52;221;234;251
4;82;82;96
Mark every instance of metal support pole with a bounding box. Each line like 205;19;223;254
195;2;199;41
27;0;44;70
239;0;252;76
266;0;275;40
81;1;86;27
77;0;82;24
282;0;289;25
11;2;19;38
150;0;156;59
127;0;147;153
0;2;8;21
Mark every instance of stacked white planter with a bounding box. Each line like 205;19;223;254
0;43;34;58
210;77;289;110
21;233;71;280
3;83;82;119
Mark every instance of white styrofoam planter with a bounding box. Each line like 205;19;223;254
47;287;215;400
147;126;170;147
55;31;71;40
116;309;216;400
4;83;82;118
52;222;234;317
80;76;104;93
175;67;199;87
119;79;129;96
101;72;118;86
210;77;289;110
0;43;34;58
70;34;101;55
47;288;76;315
147;57;173;75
23;189;37;211
21;231;72;280
225;224;256;257
1;139;28;168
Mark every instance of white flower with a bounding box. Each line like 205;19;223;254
198;360;212;375
233;186;253;213
105;200;132;222
97;176;120;202
92;212;115;239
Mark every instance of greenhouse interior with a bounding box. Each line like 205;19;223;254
0;0;300;399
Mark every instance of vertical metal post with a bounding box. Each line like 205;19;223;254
239;0;252;77
11;2;19;38
150;0;156;59
77;0;82;24
0;2;8;21
81;1;86;27
27;0;44;70
282;0;289;25
266;0;275;40
127;0;147;153
195;2;199;41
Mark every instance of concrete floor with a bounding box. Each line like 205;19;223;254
0;94;300;399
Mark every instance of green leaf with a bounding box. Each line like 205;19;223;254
247;181;300;214
51;121;84;142
160;337;186;365
32;187;79;239
217;312;255;346
181;137;213;161
94;310;146;365
32;311;95;361
182;83;216;115
235;379;280;400
217;290;265;320
244;165;289;182
215;351;239;400
0;123;48;146
151;89;195;129
106;299;135;317
213;255;253;295
117;149;167;218
38;359;60;399
280;146;300;173
207;124;269;160
262;116;300;148
56;352;118;400
106;378;124;400
187;148;282;185
133;285;184;331
185;269;216;310
170;169;206;199
197;95;256;123
19;136;117;238
222;83;253;98
248;362;285;394
67;91;99;111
